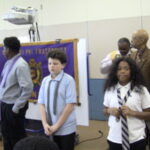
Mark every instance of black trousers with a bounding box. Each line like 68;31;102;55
1;102;28;150
108;139;146;150
53;132;75;150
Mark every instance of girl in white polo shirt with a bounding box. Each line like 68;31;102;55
103;57;150;150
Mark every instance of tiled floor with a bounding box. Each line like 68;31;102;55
0;120;109;150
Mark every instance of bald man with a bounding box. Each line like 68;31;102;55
131;29;150;91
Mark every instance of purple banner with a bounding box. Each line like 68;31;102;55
0;41;76;102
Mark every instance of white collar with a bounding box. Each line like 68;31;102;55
49;70;64;81
117;82;131;90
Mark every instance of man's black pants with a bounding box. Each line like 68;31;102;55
1;102;28;150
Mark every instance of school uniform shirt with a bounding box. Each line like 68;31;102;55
38;70;76;136
103;82;150;144
100;50;131;74
0;54;33;113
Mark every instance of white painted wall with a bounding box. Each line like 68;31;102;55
1;0;150;79
87;0;141;21
0;0;150;29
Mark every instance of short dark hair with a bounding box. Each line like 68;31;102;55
13;136;59;150
118;37;130;45
104;57;146;92
3;36;21;53
47;50;67;64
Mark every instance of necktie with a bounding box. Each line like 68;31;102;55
53;81;61;115
117;88;131;150
46;73;64;125
47;80;52;125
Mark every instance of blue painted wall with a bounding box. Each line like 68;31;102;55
89;79;108;121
